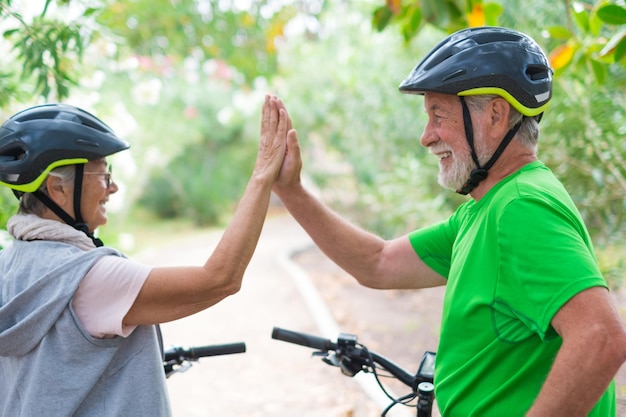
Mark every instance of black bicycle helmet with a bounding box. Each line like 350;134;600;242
399;27;553;195
0;103;129;246
399;26;552;117
0;103;129;193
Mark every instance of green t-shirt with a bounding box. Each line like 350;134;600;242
409;161;614;417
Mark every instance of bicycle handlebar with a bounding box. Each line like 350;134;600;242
272;327;431;388
164;342;246;361
163;342;246;378
272;327;436;417
271;327;337;351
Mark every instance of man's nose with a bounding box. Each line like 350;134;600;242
420;121;437;148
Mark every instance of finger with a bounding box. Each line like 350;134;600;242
260;95;270;132
286;128;300;157
268;96;279;131
277;108;288;137
262;98;281;149
275;97;293;131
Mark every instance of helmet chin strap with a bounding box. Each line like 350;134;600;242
33;164;104;247
456;96;525;195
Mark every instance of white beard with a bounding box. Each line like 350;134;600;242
436;126;491;191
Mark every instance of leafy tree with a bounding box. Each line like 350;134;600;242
0;0;309;103
275;2;465;238
97;0;307;85
89;0;323;229
0;0;99;104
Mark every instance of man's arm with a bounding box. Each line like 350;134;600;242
527;286;626;416
272;115;446;290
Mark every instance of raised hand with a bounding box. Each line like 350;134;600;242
270;97;303;193
256;95;288;183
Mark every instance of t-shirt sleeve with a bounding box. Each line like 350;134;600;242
496;197;608;339
72;256;152;339
408;217;457;279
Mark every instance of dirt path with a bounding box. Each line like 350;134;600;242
135;211;385;417
136;210;626;416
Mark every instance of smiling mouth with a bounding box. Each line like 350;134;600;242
432;150;452;161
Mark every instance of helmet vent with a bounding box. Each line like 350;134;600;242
442;69;466;82
472;31;520;45
16;110;59;123
0;145;27;161
526;65;550;81
75;138;100;148
424;52;454;71
75;115;111;133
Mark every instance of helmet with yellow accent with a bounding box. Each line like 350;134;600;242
399;26;552;118
0;103;129;246
399;27;553;195
0;103;128;194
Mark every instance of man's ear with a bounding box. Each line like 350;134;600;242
488;97;511;137
45;175;71;207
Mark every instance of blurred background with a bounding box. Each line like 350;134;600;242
0;0;623;286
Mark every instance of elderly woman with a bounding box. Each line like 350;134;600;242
0;96;289;416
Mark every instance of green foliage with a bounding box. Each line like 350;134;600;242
596;244;626;290
276;3;463;237
0;188;17;249
83;0;321;228
136;96;258;227
98;0;306;86
10;17;83;99
0;0;99;104
372;0;503;42
141;138;255;226
93;57;263;227
0;189;16;225
541;67;626;243
372;1;626;81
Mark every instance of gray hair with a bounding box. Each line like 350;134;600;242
463;94;539;151
18;165;76;215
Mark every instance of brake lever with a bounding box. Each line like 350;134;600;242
309;334;373;378
312;350;342;368
172;361;192;374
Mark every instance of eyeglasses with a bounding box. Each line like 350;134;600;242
84;164;113;188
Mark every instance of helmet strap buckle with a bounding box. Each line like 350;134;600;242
457;168;488;195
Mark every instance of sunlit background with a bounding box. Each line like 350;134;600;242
1;1;626;415
0;1;624;262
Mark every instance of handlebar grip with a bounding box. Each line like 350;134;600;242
272;327;336;351
189;342;246;358
164;342;246;361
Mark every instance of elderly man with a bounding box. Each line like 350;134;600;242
272;27;626;416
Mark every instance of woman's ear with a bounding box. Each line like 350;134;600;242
45;175;71;207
